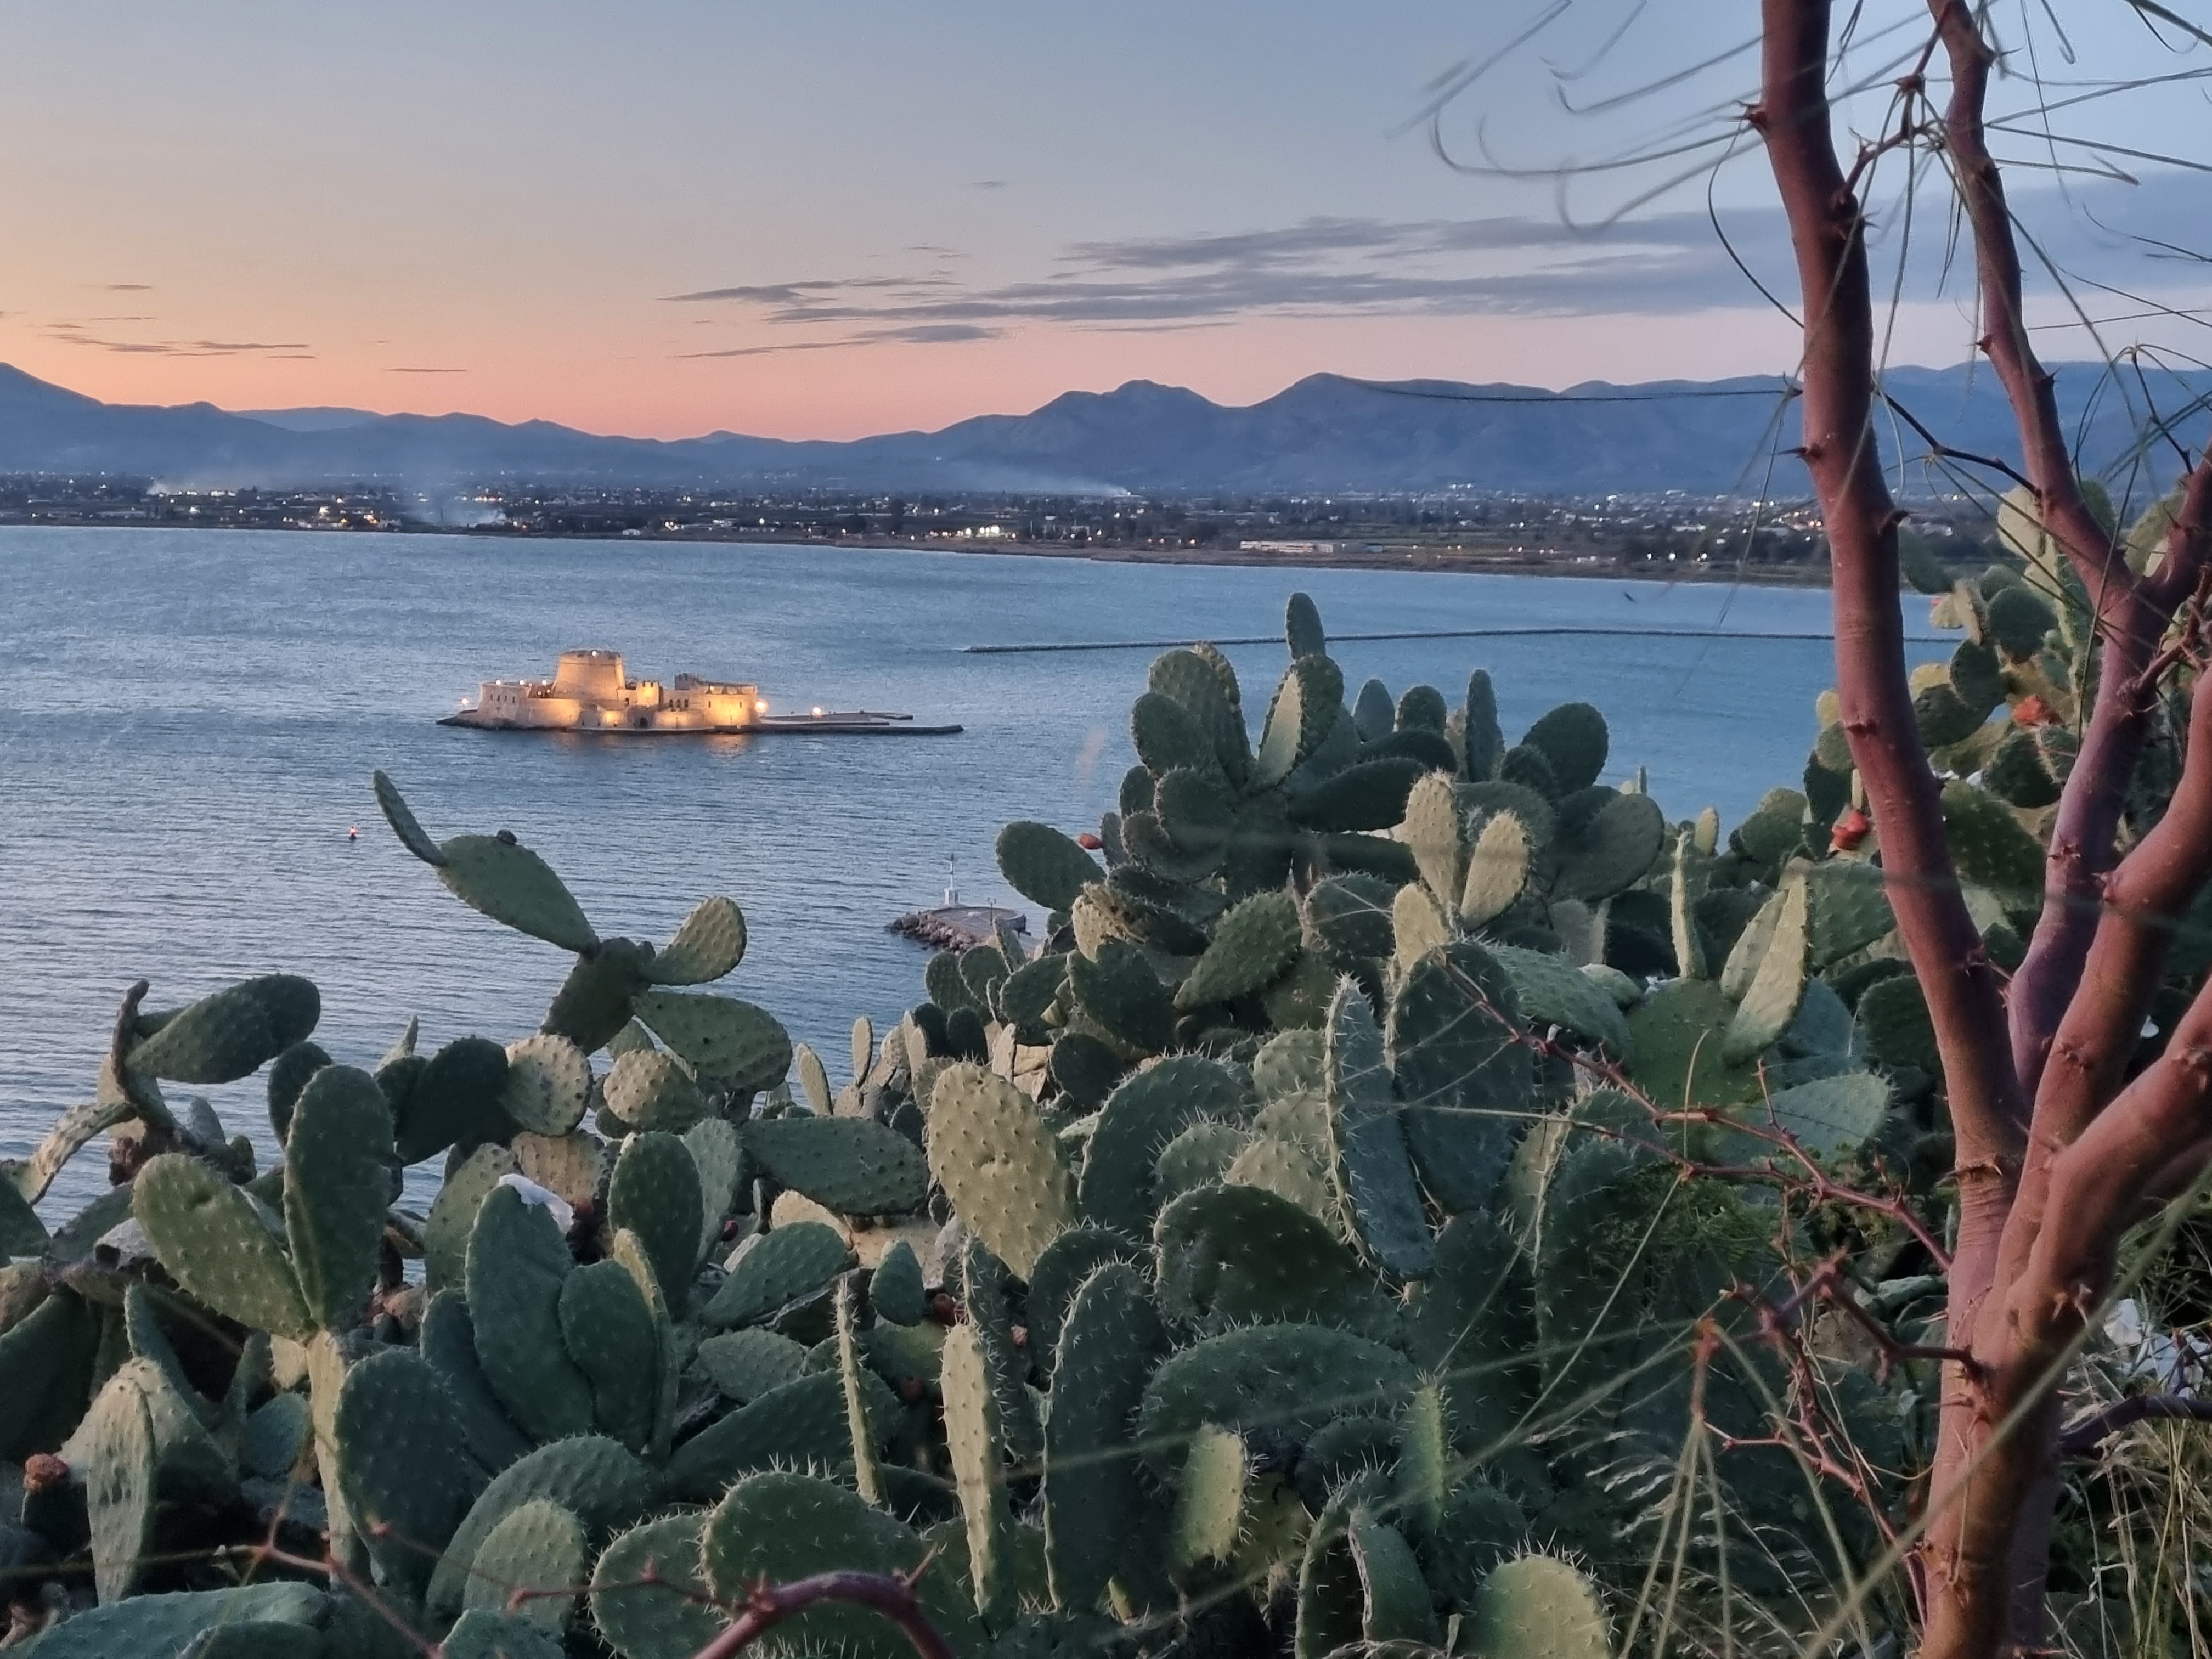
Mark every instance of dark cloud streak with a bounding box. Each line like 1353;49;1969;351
662;172;2210;349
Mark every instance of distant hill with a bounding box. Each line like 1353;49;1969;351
1;360;2204;496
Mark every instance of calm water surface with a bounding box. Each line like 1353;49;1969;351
0;527;1938;1214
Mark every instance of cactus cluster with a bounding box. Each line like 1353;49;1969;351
0;585;2128;1657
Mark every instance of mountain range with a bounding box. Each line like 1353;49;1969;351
2;360;2204;498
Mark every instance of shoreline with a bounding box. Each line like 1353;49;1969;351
0;516;1842;589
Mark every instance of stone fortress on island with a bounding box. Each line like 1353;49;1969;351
443;648;960;736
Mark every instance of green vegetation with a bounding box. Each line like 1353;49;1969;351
1;580;2206;1658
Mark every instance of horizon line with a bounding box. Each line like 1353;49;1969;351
0;354;2153;452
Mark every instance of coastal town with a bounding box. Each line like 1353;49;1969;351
0;474;2001;582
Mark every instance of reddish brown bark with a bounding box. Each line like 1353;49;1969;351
1757;5;2212;1656
1752;4;2028;1544
1918;0;2212;1098
690;1570;956;1659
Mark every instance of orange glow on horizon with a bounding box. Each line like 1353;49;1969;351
0;307;1829;443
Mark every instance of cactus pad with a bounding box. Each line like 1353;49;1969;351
425;1143;518;1291
282;1064;392;1331
1300;872;1397;966
35;1585;328;1659
462;1497;588;1629
590;1511;721;1659
544;941;656;1054
1065;941;1174;1056
746;1114;928;1216
264;1040;331;1144
1723;873;1810;1062
332;1348;482;1597
1171;1423;1250;1575
1940;781;2045;907
1856;972;1940;1074
1252;656;1346;789
433;830;598;951
607;1131;707;1310
1465;1553;1611;1659
941;1323;1017;1627
603;1050;707;1133
1402;772;1468;906
1079;1056;1248;1238
502;1033;591;1135
1521;703;1609;793
704;1221;855;1327
1138;1322;1417;1475
439;1611;567;1659
512;1130;605;1216
466;1183;597;1443
697;1328;812;1401
421;1290;534;1474
634;989;792;1090
1324;980;1432;1277
1024;1226;1144;1363
373;768;447;864
1491;944;1633;1059
127;976;321;1086
926;1064;1076;1279
132;1154;313;1340
83;1370;158;1604
394;1035;509;1166
1252;1027;1327;1099
1288;756;1425;833
1557;789;1665;902
682;1118;749;1253
1386;943;1531;1212
647;895;748;985
1155;1182;1372;1330
426;1435;656;1623
700;1471;975;1658
1177;890;1302;1011
868;1238;928;1325
1149;648;1250;782
1627;978;1760;1108
558;1260;660;1451
1226;1131;1338;1223
1154;1120;1250;1205
1459;810;1531;926
1732;1070;1891;1163
1041;1262;1166;1611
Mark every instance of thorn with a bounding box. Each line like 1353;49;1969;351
904;1543;944;1589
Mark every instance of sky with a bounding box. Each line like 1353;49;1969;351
3;1;2208;439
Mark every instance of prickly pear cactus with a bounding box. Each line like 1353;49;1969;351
13;594;2042;1657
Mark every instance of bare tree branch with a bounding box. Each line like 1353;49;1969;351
2057;1391;2212;1457
1754;0;2025;1355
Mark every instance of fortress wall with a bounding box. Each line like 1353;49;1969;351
552;650;625;700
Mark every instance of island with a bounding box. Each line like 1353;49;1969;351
442;649;961;735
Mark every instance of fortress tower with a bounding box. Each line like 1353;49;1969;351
551;650;627;701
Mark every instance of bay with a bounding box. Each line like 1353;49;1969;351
0;526;1937;1214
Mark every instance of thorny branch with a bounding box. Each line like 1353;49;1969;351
225;1516;955;1659
2055;1391;2212;1458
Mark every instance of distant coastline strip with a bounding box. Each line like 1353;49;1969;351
965;626;1943;654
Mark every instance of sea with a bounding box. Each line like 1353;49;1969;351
0;527;1946;1217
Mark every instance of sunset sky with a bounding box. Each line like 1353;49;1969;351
4;1;2207;439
